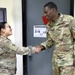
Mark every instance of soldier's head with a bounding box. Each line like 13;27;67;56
43;2;59;21
0;22;12;37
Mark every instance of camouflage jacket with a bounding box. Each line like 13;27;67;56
0;36;35;74
41;13;75;66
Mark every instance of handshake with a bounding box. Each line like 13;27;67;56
24;45;45;55
27;45;45;55
34;45;45;53
34;45;42;53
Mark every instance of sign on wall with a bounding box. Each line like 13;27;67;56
33;25;46;37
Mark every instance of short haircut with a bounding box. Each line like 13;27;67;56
0;22;7;32
44;2;57;10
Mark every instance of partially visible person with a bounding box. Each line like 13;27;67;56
35;2;75;75
0;22;40;75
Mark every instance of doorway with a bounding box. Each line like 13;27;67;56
22;0;74;75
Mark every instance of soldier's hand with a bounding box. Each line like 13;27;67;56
34;45;42;53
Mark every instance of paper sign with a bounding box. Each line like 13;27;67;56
33;25;46;37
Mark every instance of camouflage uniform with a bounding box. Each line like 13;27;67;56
0;36;35;75
41;13;75;75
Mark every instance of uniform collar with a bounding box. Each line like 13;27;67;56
54;13;63;23
0;35;8;39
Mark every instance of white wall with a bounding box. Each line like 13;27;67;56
0;0;23;75
74;0;75;17
13;0;23;75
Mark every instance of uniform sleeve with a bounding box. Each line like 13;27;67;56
41;28;54;49
3;39;35;55
69;19;75;39
69;18;75;59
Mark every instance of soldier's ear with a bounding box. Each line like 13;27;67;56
52;8;56;12
1;28;5;33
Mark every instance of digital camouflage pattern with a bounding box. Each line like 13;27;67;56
41;13;75;75
0;36;35;75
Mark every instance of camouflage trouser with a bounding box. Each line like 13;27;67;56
52;65;75;75
52;53;75;75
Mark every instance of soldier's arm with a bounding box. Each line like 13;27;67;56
69;19;75;39
40;28;54;50
3;40;36;55
69;18;75;67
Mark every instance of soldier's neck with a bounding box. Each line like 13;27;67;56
1;34;8;38
52;13;60;22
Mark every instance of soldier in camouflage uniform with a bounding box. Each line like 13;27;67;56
0;22;40;75
35;2;75;75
